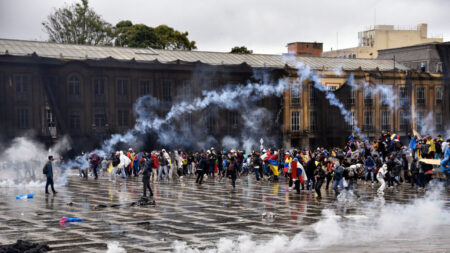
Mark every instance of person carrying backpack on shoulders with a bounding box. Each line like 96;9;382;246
43;156;57;195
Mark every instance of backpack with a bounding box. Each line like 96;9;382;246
43;163;48;175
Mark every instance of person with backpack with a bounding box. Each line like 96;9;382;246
43;155;57;195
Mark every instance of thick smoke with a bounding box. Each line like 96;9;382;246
0;135;72;187
172;184;450;253
294;62;363;136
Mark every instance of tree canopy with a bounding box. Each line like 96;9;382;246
114;21;197;50
230;46;253;54
42;0;114;45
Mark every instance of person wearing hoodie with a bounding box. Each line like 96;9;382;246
377;164;388;195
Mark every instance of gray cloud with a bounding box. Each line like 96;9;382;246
0;0;448;54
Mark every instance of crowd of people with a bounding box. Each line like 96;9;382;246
44;131;450;199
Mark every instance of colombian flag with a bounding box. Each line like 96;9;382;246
268;159;279;176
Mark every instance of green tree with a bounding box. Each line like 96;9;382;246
114;21;197;50
42;0;114;45
230;46;253;54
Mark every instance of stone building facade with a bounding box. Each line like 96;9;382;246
0;39;445;150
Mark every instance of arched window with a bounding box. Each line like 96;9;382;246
68;75;81;96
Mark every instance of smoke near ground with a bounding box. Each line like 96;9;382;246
172;183;450;253
0;135;71;187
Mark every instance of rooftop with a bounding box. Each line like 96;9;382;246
0;38;408;71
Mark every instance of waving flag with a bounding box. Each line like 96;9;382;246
268;159;279;176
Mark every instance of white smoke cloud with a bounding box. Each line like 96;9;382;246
172;183;449;252
0;135;72;187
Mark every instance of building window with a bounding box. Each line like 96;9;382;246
206;113;215;133
436;87;443;105
327;84;338;91
184;113;192;129
291;85;300;105
309;111;317;131
117;79;128;97
69;112;81;130
208;79;219;90
416;111;425;133
140;80;151;96
348;111;356;130
381;111;391;131
348;89;356;106
94;113;106;128
364;86;372;107
435;62;443;73
162;80;172;103
399;110;408;131
93;78;105;96
68;75;80;96
416;87;425;106
436;113;442;131
183;80;192;97
15;75;28;100
399;87;408;106
363;111;373;131
230;111;238;129
17;108;29;129
434;113;442;131
380;88;389;107
309;86;317;106
291;111;300;132
118;110;129;127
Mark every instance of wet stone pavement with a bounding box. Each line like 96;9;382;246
0;173;449;252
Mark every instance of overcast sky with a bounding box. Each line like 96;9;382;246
0;0;448;54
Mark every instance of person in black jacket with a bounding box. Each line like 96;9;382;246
44;156;57;194
225;155;238;188
196;153;208;185
305;156;317;190
314;165;326;199
142;154;154;197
